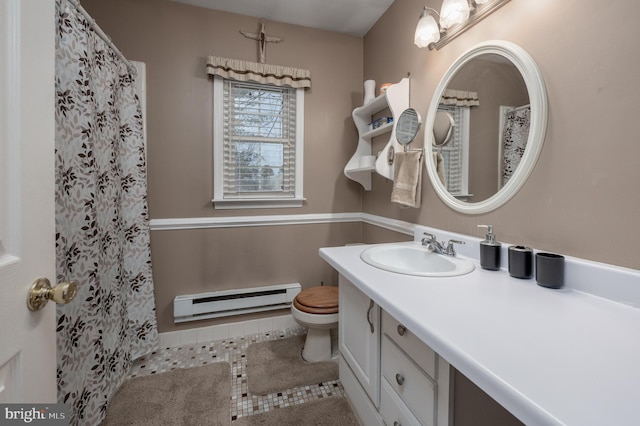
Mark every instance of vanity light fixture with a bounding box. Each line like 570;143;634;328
440;0;470;29
414;7;440;48
414;0;511;50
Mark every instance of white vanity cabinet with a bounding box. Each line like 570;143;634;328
344;78;409;190
338;275;450;426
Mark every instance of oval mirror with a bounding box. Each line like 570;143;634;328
425;40;548;214
396;108;422;147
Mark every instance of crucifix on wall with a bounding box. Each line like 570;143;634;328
239;21;284;64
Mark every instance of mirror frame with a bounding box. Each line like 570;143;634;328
425;40;548;214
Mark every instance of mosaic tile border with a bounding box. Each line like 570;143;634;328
129;326;345;421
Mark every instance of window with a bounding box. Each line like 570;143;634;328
213;76;304;209
434;105;471;200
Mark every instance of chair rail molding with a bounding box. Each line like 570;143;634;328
149;212;416;235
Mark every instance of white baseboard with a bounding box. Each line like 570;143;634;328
158;314;299;349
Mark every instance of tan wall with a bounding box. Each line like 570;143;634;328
362;0;640;270
79;0;640;323
151;223;361;331
81;0;366;332
452;370;524;426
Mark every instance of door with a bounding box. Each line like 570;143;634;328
339;275;381;406
0;0;57;403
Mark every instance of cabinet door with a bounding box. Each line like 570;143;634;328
339;275;380;406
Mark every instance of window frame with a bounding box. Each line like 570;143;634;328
212;75;305;209
435;105;471;200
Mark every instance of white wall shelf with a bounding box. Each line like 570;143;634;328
344;78;410;190
362;122;394;139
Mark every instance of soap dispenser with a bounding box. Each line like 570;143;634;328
477;225;501;271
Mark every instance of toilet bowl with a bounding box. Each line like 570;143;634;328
291;286;339;362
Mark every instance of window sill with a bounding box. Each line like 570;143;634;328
452;193;473;202
212;198;306;210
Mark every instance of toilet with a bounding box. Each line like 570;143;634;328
291;285;339;362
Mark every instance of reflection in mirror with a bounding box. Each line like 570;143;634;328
424;41;548;214
499;104;530;188
433;111;455;147
395;108;422;149
436;55;528;202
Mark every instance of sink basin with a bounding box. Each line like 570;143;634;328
360;242;475;277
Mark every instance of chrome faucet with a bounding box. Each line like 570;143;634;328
421;232;465;257
421;232;445;254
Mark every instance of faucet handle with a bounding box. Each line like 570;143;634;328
421;232;437;252
421;232;436;247
446;239;465;256
422;232;436;241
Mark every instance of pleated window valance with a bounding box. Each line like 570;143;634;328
206;56;311;89
441;89;479;106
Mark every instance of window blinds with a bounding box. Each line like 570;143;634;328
223;80;297;198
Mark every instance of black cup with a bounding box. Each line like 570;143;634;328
535;253;565;289
508;246;533;279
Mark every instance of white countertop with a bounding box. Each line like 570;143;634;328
320;242;640;426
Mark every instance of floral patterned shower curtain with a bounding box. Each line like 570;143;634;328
54;1;158;424
500;105;531;187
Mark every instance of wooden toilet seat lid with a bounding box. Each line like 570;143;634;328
293;286;338;314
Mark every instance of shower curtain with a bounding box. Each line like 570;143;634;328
55;1;158;424
500;105;531;187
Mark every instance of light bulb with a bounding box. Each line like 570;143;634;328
440;0;470;29
414;8;440;48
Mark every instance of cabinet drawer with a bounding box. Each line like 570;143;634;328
380;379;421;426
382;311;436;378
381;336;436;425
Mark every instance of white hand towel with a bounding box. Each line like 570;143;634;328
391;150;424;208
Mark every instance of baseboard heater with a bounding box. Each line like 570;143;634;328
173;283;301;323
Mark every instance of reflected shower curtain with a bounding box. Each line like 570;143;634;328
55;1;158;425
500;105;531;187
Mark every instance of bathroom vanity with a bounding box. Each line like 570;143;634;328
339;275;450;426
320;228;640;426
326;40;640;426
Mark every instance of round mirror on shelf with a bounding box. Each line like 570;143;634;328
425;40;548;214
395;108;422;148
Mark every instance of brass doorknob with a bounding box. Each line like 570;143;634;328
27;278;78;311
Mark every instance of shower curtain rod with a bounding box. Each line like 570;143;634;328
67;0;137;76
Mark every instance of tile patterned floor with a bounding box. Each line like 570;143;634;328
129;326;345;422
